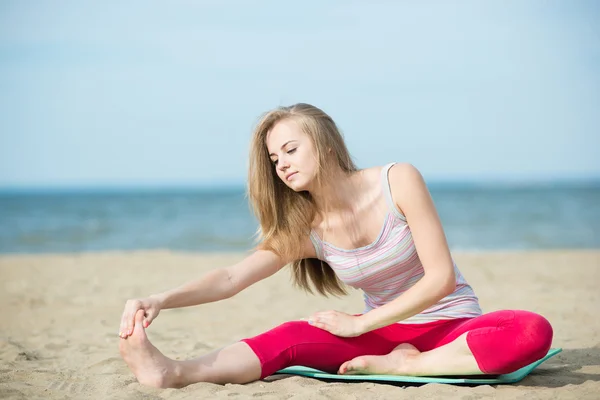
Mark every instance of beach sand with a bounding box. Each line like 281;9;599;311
1;250;599;399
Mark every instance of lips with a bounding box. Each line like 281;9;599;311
285;172;298;181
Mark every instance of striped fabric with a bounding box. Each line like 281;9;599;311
309;162;482;324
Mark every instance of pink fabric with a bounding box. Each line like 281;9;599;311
241;310;553;379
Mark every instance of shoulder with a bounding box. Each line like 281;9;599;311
388;162;424;183
386;163;431;214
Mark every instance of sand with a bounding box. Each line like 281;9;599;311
1;250;599;399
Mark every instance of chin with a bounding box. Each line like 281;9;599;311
285;179;308;192
287;184;305;192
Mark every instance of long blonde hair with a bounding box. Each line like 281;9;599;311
247;103;358;296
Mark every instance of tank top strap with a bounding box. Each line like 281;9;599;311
380;162;407;221
309;229;325;260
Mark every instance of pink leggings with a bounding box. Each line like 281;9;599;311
241;310;553;379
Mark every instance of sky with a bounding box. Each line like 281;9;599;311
0;1;599;188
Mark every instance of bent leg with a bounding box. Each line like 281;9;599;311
442;309;554;374
340;310;553;376
340;333;481;376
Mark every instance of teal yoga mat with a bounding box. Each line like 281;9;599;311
274;348;562;385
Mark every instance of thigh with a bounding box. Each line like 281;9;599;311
242;319;433;377
432;310;519;349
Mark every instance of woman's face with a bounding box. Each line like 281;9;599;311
266;119;319;192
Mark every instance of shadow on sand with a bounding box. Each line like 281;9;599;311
264;346;600;388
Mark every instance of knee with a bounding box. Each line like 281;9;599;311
275;320;308;332
514;311;553;354
499;311;553;373
274;320;331;340
473;310;554;374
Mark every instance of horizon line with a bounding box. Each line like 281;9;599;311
1;178;600;194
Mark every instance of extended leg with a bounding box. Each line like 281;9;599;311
119;310;261;387
120;314;409;387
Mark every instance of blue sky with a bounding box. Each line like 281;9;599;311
1;1;599;188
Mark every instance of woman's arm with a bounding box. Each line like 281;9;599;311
307;163;456;337
357;163;456;331
119;249;289;338
153;249;287;309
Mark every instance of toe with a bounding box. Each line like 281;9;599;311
341;364;363;375
338;361;349;374
133;310;146;334
340;358;368;375
129;310;149;344
134;309;145;325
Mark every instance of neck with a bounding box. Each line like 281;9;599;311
309;167;362;215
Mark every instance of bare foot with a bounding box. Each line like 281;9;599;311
119;310;182;388
338;343;421;375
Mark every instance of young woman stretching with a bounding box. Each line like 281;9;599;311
118;103;553;388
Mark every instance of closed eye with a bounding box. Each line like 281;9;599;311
271;148;296;165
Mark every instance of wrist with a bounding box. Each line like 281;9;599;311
150;293;167;309
356;313;373;335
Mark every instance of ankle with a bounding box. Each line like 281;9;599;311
167;362;186;388
398;351;422;376
145;360;184;389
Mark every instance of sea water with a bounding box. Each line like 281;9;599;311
1;184;598;254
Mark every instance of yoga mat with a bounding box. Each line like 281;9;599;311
274;348;562;385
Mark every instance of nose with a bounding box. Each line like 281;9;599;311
277;156;290;171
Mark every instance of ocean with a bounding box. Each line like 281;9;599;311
1;185;599;254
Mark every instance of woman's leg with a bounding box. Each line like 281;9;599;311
120;309;553;386
340;310;553;376
240;318;419;378
339;332;479;376
119;310;262;387
120;310;427;387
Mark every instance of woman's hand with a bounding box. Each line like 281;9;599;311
307;310;366;337
119;296;162;338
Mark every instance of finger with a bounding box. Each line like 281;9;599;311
309;311;327;320
307;311;334;326
309;320;330;332
120;312;131;338
308;316;330;328
312;314;333;324
126;302;139;336
119;307;128;336
120;303;134;338
119;312;127;338
128;310;138;335
143;309;156;328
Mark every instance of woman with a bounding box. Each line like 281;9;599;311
118;103;553;388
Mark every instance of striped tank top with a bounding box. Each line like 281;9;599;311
309;162;482;324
